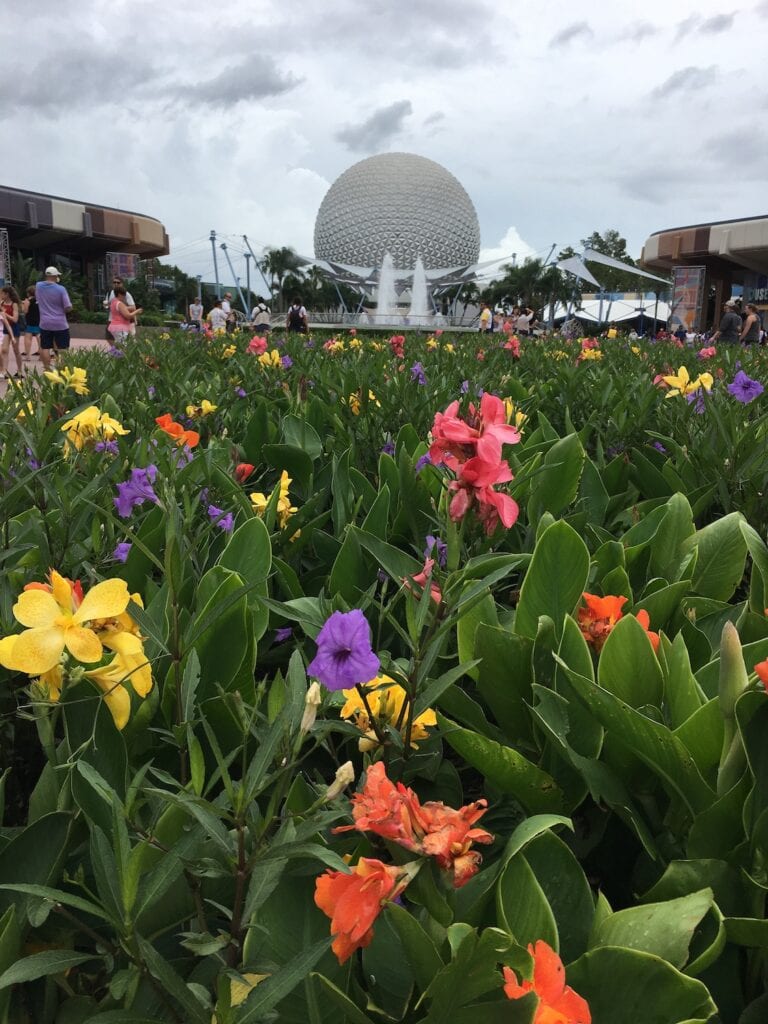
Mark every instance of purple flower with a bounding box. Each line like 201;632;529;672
207;504;234;531
114;465;159;518
281;355;293;369
476;386;485;398
727;370;764;404
172;446;194;467
95;440;119;455
235;387;247;398
274;626;293;643
686;392;706;414
381;440;395;456
410;361;427;385
147;386;156;398
425;535;447;568
25;447;40;470
415;452;432;474
113;542;132;563
108;346;125;358
460;379;469;395
306;609;380;692
652;441;667;454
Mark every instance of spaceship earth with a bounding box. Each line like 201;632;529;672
313;152;481;270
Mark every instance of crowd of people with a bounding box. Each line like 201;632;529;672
185;294;310;334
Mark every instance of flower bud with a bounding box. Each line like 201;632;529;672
324;761;355;802
300;681;322;734
718;621;749;719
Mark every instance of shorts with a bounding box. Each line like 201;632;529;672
26;325;41;335
40;328;71;350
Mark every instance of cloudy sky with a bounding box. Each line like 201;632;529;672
4;0;768;283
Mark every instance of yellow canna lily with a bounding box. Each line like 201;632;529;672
341;675;437;752
443;343;455;354
186;399;218;417
250;471;297;528
662;366;713;398
258;349;282;369
44;366;89;395
61;406;129;453
82;652;134;730
0;571;130;676
503;398;527;431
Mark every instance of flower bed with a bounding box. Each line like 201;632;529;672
0;326;767;1022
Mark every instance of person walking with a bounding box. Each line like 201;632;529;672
0;286;23;379
207;299;228;333
103;276;137;337
221;292;235;334
22;285;40;359
286;297;308;333
251;301;271;332
479;301;492;333
740;303;761;344
188;296;203;329
35;267;73;369
710;298;743;344
108;285;143;345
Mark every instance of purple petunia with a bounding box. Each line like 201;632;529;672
727;370;764;404
460;379;469;395
653;441;667;454
410;361;427;386
425;534;448;569
108;346;125;358
235;387;247;398
274;626;293;643
415;452;432;474
381;440;395;456
207;504;234;531
307;609;380;692
686;391;706;415
95;440;120;455
281;355;293;370
114;465;159;518
113;542;132;563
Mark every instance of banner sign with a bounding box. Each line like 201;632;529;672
669;266;706;331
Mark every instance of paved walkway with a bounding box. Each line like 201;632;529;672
1;336;107;398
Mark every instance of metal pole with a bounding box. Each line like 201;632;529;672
220;243;247;312
243;235;273;297
195;274;201;299
244;253;251;314
210;230;221;298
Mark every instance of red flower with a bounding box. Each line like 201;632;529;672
247;336;267;355
635;609;660;653
577;593;627;652
389;334;405;358
503;940;591;1024
504;335;520;357
754;659;768;692
314;858;412;963
335;763;493;887
235;462;255;483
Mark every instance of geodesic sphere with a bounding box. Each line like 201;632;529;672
314;152;481;270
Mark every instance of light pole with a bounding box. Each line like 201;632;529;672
244;252;251;314
210;230;221;298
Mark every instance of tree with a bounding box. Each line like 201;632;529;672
259;247;304;312
580;229;639;293
484;258;571;317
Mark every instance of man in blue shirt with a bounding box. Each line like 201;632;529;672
35;267;73;369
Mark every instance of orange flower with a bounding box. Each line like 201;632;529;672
334;763;493;887
314;858;413;964
503;940;591;1024
635;609;660;653
577;593;627;652
235;462;255;483
24;574;84;608
154;413;200;448
754;659;768;692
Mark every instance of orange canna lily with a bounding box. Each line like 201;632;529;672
635;609;660;653
154;413;200;448
754;659;768;692
503;940;591;1024
314;858;414;964
577;593;627;652
334;762;493;887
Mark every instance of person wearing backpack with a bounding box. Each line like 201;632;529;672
286;297;308;333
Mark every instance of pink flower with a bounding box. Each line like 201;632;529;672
389;335;405;358
430;393;520;466
698;346;716;359
581;337;600;349
404;556;442;604
504;336;520;357
434;328;443;336
248;336;267;355
349;328;357;336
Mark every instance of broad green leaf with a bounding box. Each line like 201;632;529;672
0;812;71;918
386;902;444;992
0;949;100;991
456;588;498;681
597;614;664;709
515;521;590;640
590;889;714;968
439;715;564;814
685;512;747;602
237;937;332;1022
525;831;595;963
724;917;768;947
649;493;695;582
137;937;210;1023
528;432;586;521
310;975;376;1024
497;855;558;949
475;624;534;742
350;525;422;580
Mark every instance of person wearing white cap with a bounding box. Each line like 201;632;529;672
35;267;73;368
710;297;742;345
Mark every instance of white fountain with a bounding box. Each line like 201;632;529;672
375;251;397;325
408;256;429;325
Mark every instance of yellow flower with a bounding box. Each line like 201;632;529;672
29;663;64;703
340;675;437;752
82;650;136;730
370;341;383;352
631;346;641;355
250;471;297;529
426;338;438;350
222;345;236;359
15;399;36;421
258;349;282;369
0;571;130;676
61;406;129;453
186;399;218;418
551;350;570;360
347;390;380;416
348;337;362;349
503;398;527;431
443;343;455;354
662;366;714;398
44;366;89;395
579;348;603;361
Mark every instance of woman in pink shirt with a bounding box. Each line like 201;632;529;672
108;285;143;345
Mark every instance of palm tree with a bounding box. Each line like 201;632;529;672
259;247;303;312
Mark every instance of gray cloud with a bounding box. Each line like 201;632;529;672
618;21;659;42
549;21;593;48
178;59;301;106
703;129;768;169
699;12;737;33
335;100;413;153
651;66;716;98
423;112;446;127
674;14;701;40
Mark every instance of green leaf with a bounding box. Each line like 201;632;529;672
310;974;376;1024
350;525;422;580
423;927;513;1022
567;946;717;1024
475;625;534;742
685;512;747;602
237;937;332;1022
283;414;323;460
456;588;498;682
497;855;558;948
597;614;664;708
724;917;768;947
218;517;272;608
0;883;112;923
524;830;595;963
648;493;695;582
515;521;590;640
0;949;100;991
0;811;72;918
386;902;444;992
137;937;210;1023
590;889;714;968
527;432;586;521
439;715;564;814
